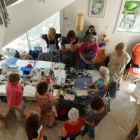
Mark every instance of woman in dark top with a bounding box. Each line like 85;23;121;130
81;95;108;139
61;30;78;66
25;112;47;140
40;27;64;62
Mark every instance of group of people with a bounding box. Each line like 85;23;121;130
5;27;131;140
41;27;130;90
6;73;108;140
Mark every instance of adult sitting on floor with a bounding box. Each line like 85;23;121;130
86;66;110;97
59;108;83;140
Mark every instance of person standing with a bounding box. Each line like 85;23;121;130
81;95;108;140
79;34;99;70
35;81;57;128
40;27;64;62
107;43;130;90
6;73;25;121
61;30;78;66
60;108;83;140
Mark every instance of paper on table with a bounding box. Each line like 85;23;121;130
0;85;6;94
16;60;34;67
54;70;66;78
37;125;43;139
65;44;71;49
23;85;36;95
36;61;52;69
53;89;57;96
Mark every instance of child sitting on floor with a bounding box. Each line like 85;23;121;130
6;73;25;121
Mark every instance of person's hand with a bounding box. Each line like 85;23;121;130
21;86;24;91
83;118;86;123
71;38;76;44
85;60;92;64
88;83;93;87
61;33;64;37
91;59;94;63
40;130;44;138
86;89;92;92
19;109;25;117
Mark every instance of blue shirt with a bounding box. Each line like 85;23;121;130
61;36;78;48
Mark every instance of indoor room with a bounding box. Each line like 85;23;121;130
0;0;140;140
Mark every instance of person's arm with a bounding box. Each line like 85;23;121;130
61;45;71;52
58;33;64;43
83;118;94;127
70;43;77;52
88;79;98;87
92;85;108;93
91;53;97;62
61;126;67;137
12;106;25;117
32;130;44;140
79;53;91;64
70;38;78;52
40;34;46;42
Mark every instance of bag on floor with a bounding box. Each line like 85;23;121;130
57;105;68;118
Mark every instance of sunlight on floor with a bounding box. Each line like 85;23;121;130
128;83;136;90
130;95;136;102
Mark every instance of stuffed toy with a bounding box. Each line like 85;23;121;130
84;25;96;39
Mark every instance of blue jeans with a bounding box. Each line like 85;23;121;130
43;135;47;140
61;132;80;140
79;58;95;70
81;124;98;139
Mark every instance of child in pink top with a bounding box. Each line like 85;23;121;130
6;73;25;121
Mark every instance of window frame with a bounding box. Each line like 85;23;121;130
114;0;140;35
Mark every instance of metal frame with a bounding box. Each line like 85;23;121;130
0;0;10;27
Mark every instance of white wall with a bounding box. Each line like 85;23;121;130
63;0;140;55
2;0;75;48
0;12;5;52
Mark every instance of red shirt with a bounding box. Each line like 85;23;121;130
79;41;99;54
6;81;23;107
63;117;83;135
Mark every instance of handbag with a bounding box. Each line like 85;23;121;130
57;105;68;118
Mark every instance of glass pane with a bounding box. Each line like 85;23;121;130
2;33;29;55
117;1;140;33
27;11;60;52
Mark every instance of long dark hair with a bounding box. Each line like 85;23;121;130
25;114;40;136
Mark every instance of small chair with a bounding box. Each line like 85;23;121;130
120;8;140;29
125;43;140;80
38;53;53;61
0;102;15;128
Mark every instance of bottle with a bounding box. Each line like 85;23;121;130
23;73;27;82
1;64;6;74
52;73;55;83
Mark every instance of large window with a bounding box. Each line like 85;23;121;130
114;0;140;33
3;11;60;55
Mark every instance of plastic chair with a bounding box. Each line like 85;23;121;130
125;43;140;80
120;8;140;29
38;53;53;61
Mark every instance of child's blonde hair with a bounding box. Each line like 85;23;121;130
47;28;56;40
8;73;20;83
